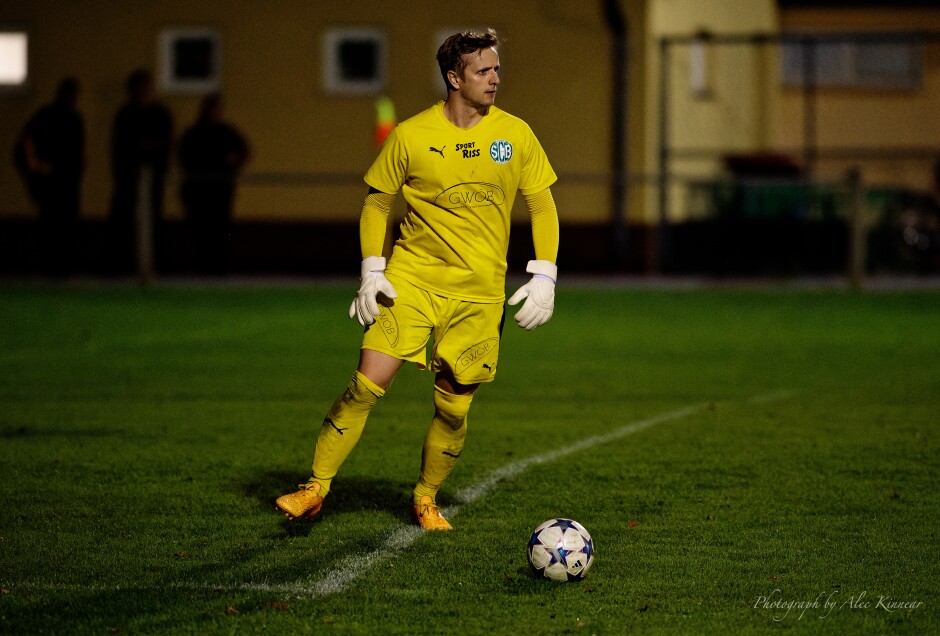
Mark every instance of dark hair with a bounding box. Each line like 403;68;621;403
126;68;153;96
55;77;80;104
199;92;222;121
436;28;500;93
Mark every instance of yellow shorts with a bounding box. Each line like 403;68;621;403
361;273;505;384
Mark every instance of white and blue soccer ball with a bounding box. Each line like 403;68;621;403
527;518;595;582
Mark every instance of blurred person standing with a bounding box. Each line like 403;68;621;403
13;77;85;276
109;68;173;274
178;93;250;274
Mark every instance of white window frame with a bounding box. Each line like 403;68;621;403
159;27;222;95
322;27;387;96
0;27;30;93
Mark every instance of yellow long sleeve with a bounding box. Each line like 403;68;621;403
359;190;396;258
523;188;559;264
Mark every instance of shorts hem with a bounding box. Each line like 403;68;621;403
360;343;427;369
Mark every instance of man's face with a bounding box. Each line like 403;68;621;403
453;46;500;108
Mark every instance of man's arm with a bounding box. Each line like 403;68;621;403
507;187;559;330
359;187;395;258
525;187;559;263
349;188;398;326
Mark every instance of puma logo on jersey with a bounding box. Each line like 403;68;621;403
429;146;445;158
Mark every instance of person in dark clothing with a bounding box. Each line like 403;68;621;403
109;68;173;274
14;77;85;276
178;93;249;274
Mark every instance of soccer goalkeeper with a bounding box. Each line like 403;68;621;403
277;28;559;530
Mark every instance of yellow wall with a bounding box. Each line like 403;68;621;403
644;0;779;222
0;1;618;224
5;2;935;233
778;8;940;192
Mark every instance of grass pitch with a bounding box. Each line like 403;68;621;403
0;282;937;634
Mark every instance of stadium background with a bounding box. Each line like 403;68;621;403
1;0;939;278
1;3;938;632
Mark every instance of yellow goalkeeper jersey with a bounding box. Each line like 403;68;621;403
364;102;557;303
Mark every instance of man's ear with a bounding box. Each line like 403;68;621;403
447;69;460;90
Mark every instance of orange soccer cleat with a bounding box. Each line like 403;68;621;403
275;481;324;521
411;495;453;531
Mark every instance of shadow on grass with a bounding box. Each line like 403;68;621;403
0;424;118;438
242;470;417;536
0;586;249;634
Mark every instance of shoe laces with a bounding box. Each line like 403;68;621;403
418;499;442;517
298;481;321;494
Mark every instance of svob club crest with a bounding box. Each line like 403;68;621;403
489;140;512;164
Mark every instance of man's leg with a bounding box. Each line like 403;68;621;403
310;349;403;493
411;373;478;530
357;348;405;391
276;349;402;520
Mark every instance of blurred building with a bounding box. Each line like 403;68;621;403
1;0;938;275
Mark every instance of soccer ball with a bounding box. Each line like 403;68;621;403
527;518;595;582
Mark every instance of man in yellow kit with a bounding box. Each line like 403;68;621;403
276;28;559;530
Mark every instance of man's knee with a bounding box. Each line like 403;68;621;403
433;383;473;431
434;372;479;396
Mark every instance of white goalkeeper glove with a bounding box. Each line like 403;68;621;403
507;260;557;330
348;256;398;326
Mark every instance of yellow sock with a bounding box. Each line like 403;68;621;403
413;385;473;504
310;371;384;497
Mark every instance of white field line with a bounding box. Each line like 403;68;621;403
17;392;795;600
286;392;795;598
251;403;705;599
264;404;702;599
449;405;700;509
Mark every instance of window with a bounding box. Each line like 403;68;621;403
781;35;922;89
159;27;221;94
0;29;28;91
323;28;386;95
